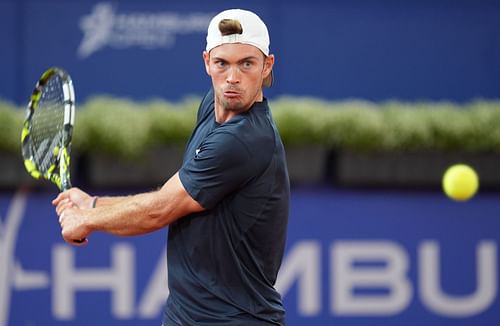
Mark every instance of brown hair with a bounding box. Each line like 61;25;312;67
218;19;243;36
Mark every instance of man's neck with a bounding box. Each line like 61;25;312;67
214;91;264;124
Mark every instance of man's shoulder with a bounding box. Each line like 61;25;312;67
213;120;275;168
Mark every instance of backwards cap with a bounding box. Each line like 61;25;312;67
206;9;273;87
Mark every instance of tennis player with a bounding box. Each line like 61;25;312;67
53;8;289;325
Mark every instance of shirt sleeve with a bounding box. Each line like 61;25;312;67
179;130;256;209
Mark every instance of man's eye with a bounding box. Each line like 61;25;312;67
215;61;226;68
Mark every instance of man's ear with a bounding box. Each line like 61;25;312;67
203;51;211;76
263;54;274;78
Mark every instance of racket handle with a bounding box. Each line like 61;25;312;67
61;179;72;192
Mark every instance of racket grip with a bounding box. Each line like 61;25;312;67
61;179;72;192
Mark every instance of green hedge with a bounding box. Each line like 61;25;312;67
2;96;500;158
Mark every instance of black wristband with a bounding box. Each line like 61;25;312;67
91;196;98;208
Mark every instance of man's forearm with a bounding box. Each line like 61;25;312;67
87;191;168;237
85;173;203;237
92;195;132;208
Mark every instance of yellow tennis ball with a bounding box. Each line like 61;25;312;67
442;164;479;201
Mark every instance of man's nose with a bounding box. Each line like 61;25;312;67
226;66;241;84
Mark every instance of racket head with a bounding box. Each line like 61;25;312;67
21;67;75;191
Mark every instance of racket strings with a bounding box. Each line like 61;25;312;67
30;76;66;173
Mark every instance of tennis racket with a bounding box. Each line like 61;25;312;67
21;67;75;191
21;67;85;243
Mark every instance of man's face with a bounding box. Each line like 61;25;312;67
204;43;273;112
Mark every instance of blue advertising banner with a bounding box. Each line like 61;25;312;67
1;0;499;104
20;1;219;102
1;187;498;325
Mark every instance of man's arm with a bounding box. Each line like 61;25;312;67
53;172;204;245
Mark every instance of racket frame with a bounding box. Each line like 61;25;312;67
21;67;75;191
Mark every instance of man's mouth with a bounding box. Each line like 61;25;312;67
223;89;241;98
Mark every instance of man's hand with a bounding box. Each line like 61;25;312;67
52;188;94;246
58;206;91;245
52;187;94;211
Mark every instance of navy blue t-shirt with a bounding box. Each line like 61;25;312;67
163;89;290;325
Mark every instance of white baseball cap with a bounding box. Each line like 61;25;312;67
206;9;273;87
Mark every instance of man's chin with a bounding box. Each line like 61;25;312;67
221;99;246;112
